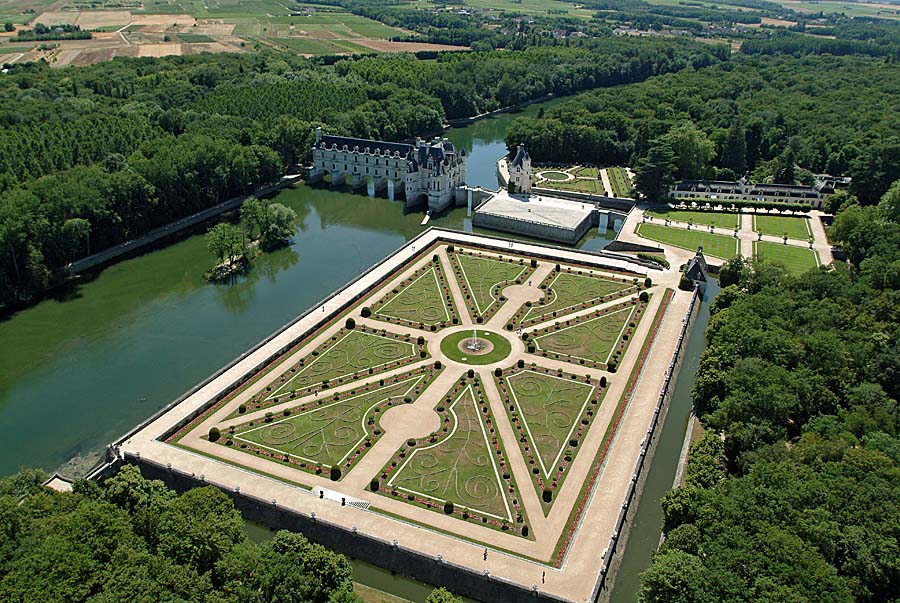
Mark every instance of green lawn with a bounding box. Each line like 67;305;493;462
575;166;599;178
754;241;820;276
268;329;418;398
645;208;741;230
533;305;636;366
540;171;569;181
636;223;740;259
606;166;632;198
235;373;430;470
372;263;457;328
452;251;530;319
520;271;635;326
439;330;511;365
502;370;595;491
387;383;517;521
177;33;214;42
540;178;606;195
753;214;812;241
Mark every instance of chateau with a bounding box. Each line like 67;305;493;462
309;128;467;212
669;176;835;209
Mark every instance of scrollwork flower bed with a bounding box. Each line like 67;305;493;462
370;374;532;539
209;365;443;480
231;325;428;418
527;294;650;371
448;246;537;324
509;264;641;329
551;289;673;567
367;253;460;331
493;365;608;514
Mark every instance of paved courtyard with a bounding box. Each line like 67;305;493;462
119;229;693;603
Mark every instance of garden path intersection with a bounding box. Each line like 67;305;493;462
119;229;694;603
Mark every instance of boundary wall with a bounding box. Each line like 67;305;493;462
129;453;570;603
591;286;701;603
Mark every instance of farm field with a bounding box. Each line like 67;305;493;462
636;223;740;259
0;2;465;66
152;233;683;599
754;240;821;275
645;208;741;230
753;214;812;240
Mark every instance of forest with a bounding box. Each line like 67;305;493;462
506;53;900;203
639;183;900;603
0;37;722;308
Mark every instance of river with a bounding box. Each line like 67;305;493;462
0;96;709;602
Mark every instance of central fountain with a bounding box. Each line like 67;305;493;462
465;329;486;352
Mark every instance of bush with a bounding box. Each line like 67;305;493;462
542;488;552;503
637;252;670;269
555;263;561;272
644;277;652;288
467;369;474;378
330;465;342;481
434;360;442;369
607;360;618;373
494;367;502;377
443;500;454;514
208;427;221;442
361;306;371;318
639;291;649;303
600;376;607;387
517;359;525;369
370;478;379;492
527;344;536;353
238;403;247;414
345;317;356;329
522;525;529;537
447;245;454;253
530;258;537;268
417;336;425;345
679;275;694;291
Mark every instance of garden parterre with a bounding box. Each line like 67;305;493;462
153;231;688;593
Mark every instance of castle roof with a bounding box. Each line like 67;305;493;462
319;134;411;157
510;143;530;169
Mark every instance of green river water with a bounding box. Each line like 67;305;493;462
0;97;714;602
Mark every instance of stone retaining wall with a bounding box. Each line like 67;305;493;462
472;210;593;245
129;454;570;603
591;286;701;603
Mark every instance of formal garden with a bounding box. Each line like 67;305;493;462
495;367;607;513
510;264;640;328
753;240;820;275
171;238;671;562
752;214;812;240
635;222;740;259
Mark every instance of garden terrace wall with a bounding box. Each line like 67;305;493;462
591;286;701;603
126;454;572;603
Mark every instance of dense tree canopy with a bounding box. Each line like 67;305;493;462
0;38;722;309
507;54;900;203
0;465;360;603
640;181;900;603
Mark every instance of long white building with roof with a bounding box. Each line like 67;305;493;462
309;128;467;212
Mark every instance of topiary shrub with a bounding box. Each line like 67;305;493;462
238;403;247;414
417;336;425;345
517;359;525;369
494;367;502;377
600;376;607;387
542;488;552;503
639;291;649;303
444;500;455;514
330;465;342;481
527;344;536;353
679;275;693;291
467;369;475;378
370;478;379;492
208;427;221;442
434;360;442;369
530;258;537;268
361;306;371;318
644;277;652;288
345;317;356;329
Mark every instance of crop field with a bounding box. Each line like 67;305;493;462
754;241;821;275
645;208;741;230
753;214;812;240
636;223;740;259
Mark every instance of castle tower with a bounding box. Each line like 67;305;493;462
509;143;532;194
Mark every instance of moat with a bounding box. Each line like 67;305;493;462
0;98;708;603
